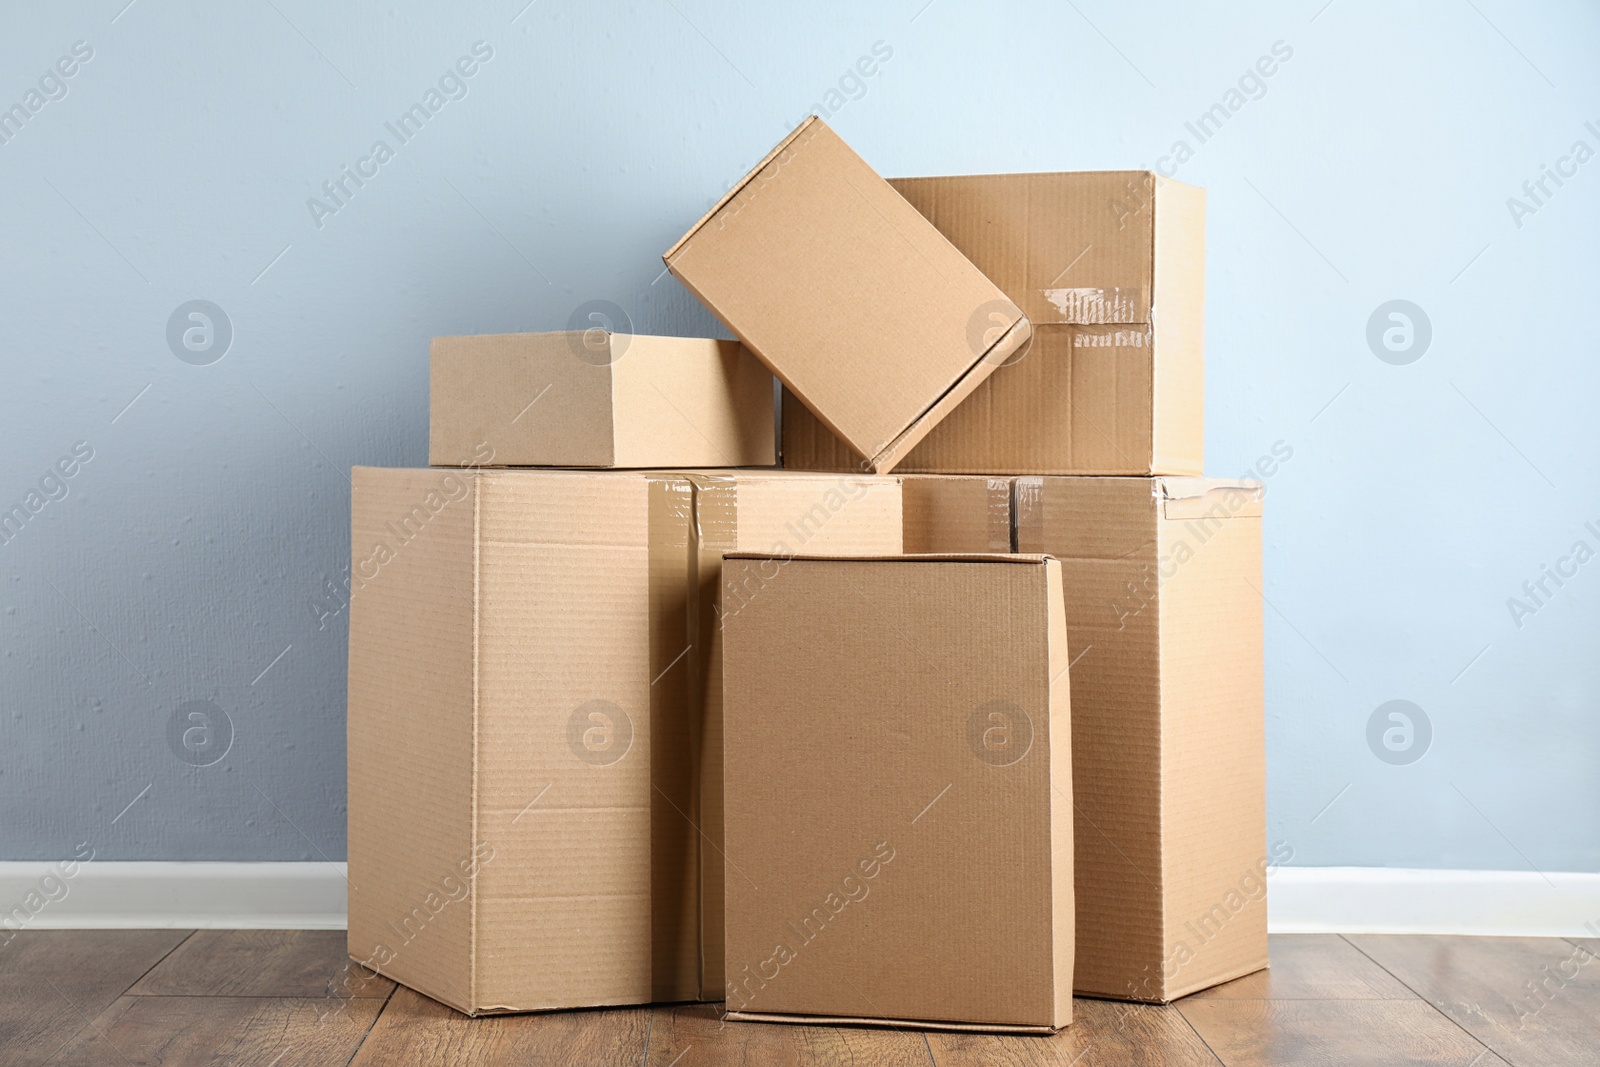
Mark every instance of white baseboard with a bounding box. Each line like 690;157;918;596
0;862;346;931
1270;867;1600;938
2;863;1596;937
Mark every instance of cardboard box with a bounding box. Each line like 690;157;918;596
783;171;1204;475
429;331;775;468
901;475;1013;553
346;467;903;1012
719;553;1073;1032
1015;476;1265;1001
687;472;903;998
664;117;1031;474
347;466;702;1013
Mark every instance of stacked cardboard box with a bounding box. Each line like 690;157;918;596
348;116;1265;1031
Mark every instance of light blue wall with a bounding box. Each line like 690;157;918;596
2;0;1595;870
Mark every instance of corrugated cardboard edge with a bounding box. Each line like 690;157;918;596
1148;177;1205;477
723;551;1042;565
726;1011;1062;1035
468;470;482;1012
663;117;821;263
866;315;1033;473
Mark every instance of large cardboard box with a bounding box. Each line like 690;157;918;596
664;117;1031;474
347;467;703;1013
687;472;903;998
430;331;775;468
347;467;903;1013
719;553;1073;1032
901;475;1012;553
783;171;1204;475
1015;476;1266;1001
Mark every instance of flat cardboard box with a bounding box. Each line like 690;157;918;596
686;472;903;998
719;554;1073;1032
1015;476;1266;1001
901;475;1013;554
783;171;1204;475
664;117;1031;474
347;467;703;1013
430;331;775;468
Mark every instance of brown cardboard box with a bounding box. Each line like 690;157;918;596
1015;476;1266;1001
719;554;1073;1032
686;472;903;998
347;466;702;1013
783;171;1204;475
664;117;1031;474
429;331;775;468
347;467;903;1013
901;475;1013;553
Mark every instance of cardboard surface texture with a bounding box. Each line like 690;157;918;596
687;473;903;998
664;118;1031;474
430;331;775;468
900;475;1014;553
347;467;903;1014
1015;476;1267;1002
783;171;1204;475
347;467;696;1014
719;554;1073;1032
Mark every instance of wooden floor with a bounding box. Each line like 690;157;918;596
3;931;1596;1065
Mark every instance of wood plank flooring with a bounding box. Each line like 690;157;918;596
2;931;1595;1065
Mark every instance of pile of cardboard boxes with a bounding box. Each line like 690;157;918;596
347;117;1266;1033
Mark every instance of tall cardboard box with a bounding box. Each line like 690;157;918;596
664;117;1031;474
1015;476;1266;1001
430;331;775;468
784;171;1204;475
686;472;903;999
901;475;1013;553
719;554;1073;1032
346;467;703;1012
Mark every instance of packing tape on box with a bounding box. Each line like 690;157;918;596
1038;287;1147;324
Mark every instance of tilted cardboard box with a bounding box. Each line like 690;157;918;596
347;467;703;1013
719;554;1073;1032
901;475;1013;553
664;117;1031;474
686;472;903;998
430;331;775;469
783;171;1204;475
1015;476;1266;1001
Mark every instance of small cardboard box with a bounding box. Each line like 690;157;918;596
664;117;1031;474
1015;476;1266;1001
901;475;1013;553
347;467;703;1013
719;554;1073;1032
429;331;775;468
783;171;1204;475
686;472;903;998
